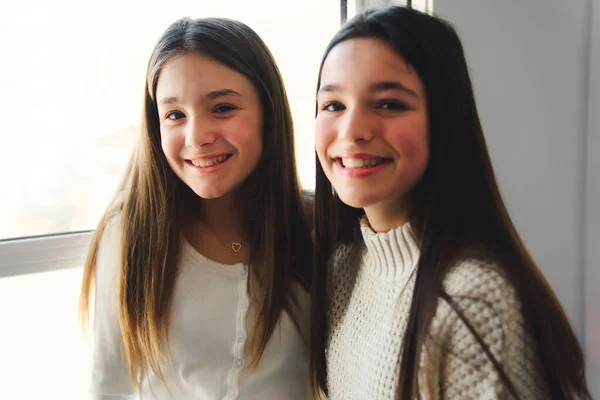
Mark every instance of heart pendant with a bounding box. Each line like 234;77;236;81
231;242;242;253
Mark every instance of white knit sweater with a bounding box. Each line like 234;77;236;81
326;218;549;399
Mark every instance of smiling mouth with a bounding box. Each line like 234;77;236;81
187;154;232;168
334;157;391;169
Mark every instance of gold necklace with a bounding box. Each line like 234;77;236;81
205;224;244;253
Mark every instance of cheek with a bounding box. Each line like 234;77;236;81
230;115;263;159
160;131;175;158
160;129;184;166
394;122;429;177
314;119;334;159
397;136;428;161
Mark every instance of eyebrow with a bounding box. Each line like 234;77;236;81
158;89;242;106
318;81;418;97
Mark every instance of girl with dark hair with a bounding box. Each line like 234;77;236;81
310;6;590;400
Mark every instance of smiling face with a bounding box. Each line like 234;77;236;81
315;38;429;230
156;51;263;200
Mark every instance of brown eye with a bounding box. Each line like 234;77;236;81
323;102;345;112
166;111;185;120
213;104;236;113
378;100;408;111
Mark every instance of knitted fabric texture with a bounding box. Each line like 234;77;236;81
326;218;549;399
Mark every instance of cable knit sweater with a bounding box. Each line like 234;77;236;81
326;218;549;399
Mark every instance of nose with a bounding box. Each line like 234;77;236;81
337;106;375;143
184;114;217;148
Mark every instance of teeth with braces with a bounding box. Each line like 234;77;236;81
190;155;228;168
341;158;384;168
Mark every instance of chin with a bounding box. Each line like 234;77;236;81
190;186;229;200
336;191;378;209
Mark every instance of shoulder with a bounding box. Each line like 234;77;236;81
326;242;363;313
94;215;123;290
300;190;314;214
438;259;525;345
329;242;362;281
432;258;523;351
424;259;545;398
288;282;311;340
443;258;519;310
89;214;138;396
98;215;122;250
300;190;314;230
330;240;362;265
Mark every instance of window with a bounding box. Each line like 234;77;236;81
344;0;431;20
0;268;87;398
0;0;341;241
0;1;429;398
0;1;340;398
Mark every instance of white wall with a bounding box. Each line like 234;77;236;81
435;0;599;391
585;0;600;391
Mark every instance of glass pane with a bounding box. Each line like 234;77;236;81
0;268;90;399
352;0;408;14
0;0;340;240
410;0;432;12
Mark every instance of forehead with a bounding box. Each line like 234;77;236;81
320;38;423;94
156;51;255;98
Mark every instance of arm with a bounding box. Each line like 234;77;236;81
420;261;547;400
90;220;138;399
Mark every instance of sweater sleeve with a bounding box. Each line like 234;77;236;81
90;219;139;399
420;261;548;400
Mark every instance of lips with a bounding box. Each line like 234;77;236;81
332;153;392;169
328;153;393;179
187;154;231;168
339;157;386;169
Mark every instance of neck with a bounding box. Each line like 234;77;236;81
364;195;412;233
182;191;250;264
197;195;246;240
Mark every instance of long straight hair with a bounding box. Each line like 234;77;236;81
80;17;312;386
309;7;590;399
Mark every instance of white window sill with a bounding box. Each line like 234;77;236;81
0;232;93;278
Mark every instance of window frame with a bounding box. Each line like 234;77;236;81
1;0;424;279
0;232;92;278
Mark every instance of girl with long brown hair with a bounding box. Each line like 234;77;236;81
80;17;312;399
310;6;590;400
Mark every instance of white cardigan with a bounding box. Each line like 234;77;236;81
91;220;311;399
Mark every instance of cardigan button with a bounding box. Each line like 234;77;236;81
227;387;237;398
237;331;247;342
